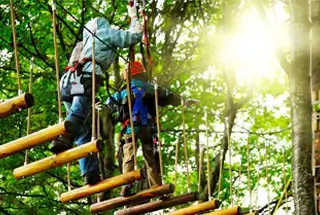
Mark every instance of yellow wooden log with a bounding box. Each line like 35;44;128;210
0;93;34;118
90;184;175;214
0;122;67;159
115;192;199;215
203;206;242;215
163;200;219;215
60;169;147;202
14;140;103;179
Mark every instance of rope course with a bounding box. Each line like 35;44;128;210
24;58;34;166
0;1;297;215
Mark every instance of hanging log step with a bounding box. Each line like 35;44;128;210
90;183;175;214
0;93;34;118
60;169;147;202
14;139;103;179
163;199;219;215
0;121;69;159
243;212;258;215
115;192;199;215
203;206;242;215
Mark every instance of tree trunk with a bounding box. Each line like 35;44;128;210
311;0;320;211
290;0;315;214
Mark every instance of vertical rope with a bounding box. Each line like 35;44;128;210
283;147;288;215
254;164;261;211
97;106;101;139
91;34;96;141
52;0;69;191
265;141;270;214
237;159;242;204
217;142;223;199
154;78;164;184
9;0;22;95
198;144;203;193
24;58;34;166
247;135;252;212
51;0;62;122
205;111;211;199
272;175;292;215
181;99;190;193
126;63;137;169
67;163;71;191
174;135;179;194
226;118;233;206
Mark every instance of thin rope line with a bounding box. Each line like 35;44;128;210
283;147;288;215
226;118;233;206
9;0;22;95
265;141;270;214
52;0;63;122
91;34;96;141
247;135;252;212
24;58;34;166
181;99;191;193
217;142;223;199
126;63;137;169
154;78;164;184
205;111;211;199
174;135;179;194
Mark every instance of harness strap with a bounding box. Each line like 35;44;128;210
63;57;92;72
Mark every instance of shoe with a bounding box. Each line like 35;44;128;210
84;171;101;185
50;135;74;154
120;184;133;197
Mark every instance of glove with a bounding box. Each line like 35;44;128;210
184;99;200;107
127;20;143;34
127;5;138;18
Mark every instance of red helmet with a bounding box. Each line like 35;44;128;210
124;61;146;80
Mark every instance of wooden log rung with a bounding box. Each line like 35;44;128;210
115;192;199;215
90;183;175;214
203;206;242;215
0;121;68;159
0;93;34;118
163;200;219;215
60;169;147;202
14;140;103;179
243;212;258;215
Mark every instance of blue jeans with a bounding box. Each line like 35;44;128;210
63;91;99;176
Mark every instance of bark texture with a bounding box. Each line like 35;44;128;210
290;1;315;214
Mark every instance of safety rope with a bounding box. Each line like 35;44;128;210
9;0;22;96
24;58;34;166
217;139;223;199
205;111;211;199
237;159;242;204
174;135;179;194
247;135;252;212
51;0;71;191
91;35;97;141
97;104;101;139
254;164;261;211
181;99;191;193
282;147;288;215
226;118;233;206
265;141;270;214
272;175;292;215
126;1;138;169
198;135;203;193
154;77;164;184
51;0;63;122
